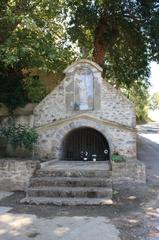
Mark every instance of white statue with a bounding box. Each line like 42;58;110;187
74;67;94;110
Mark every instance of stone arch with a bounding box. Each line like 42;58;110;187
52;119;114;160
61;127;110;161
64;59;103;74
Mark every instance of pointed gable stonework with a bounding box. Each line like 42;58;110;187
33;59;145;183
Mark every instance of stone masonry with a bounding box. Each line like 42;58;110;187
32;59;145;183
34;60;136;159
0;159;39;191
0;59;146;185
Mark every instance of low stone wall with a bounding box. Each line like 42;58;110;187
111;159;146;183
0;159;40;191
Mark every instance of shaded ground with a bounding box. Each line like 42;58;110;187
0;122;159;240
0;184;154;240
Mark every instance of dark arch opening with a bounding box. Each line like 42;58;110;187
61;127;110;161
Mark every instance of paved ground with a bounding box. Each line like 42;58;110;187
137;122;159;182
0;214;121;240
137;122;159;240
0;122;159;240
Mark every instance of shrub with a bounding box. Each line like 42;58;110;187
0;125;38;150
0;66;28;111
23;75;48;103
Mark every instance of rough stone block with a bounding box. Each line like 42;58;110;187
0;159;40;191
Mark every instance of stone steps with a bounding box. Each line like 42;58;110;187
21;197;113;206
27;186;112;198
36;169;111;178
22;162;113;205
30;176;112;188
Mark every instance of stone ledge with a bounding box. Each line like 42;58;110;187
35;113;136;132
0;159;40;191
0;103;37;117
111;159;146;184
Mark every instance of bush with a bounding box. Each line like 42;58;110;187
0;125;38;150
0;66;28;111
23;75;48;103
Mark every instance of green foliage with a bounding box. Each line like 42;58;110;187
0;0;159;111
111;152;125;162
1;0;159;85
0;0;76;110
0;125;38;150
63;0;159;86
121;82;149;122
0;65;28;111
0;0;75;72
23;75;48;103
149;92;159;110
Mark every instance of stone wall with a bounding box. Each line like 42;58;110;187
111;160;146;183
34;82;65;127
33;60;136;160
34;60;135;128
0;103;36;128
0;115;34;129
0;60;146;184
0;159;39;191
101;82;136;127
34;116;137;160
0;103;36;116
0;60;136;161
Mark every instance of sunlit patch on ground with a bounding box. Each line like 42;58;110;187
127;195;137;200
0;214;121;240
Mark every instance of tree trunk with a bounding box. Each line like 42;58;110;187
92;19;108;67
93;41;107;67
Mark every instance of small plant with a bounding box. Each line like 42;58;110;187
111;152;125;162
0;125;38;150
113;190;119;196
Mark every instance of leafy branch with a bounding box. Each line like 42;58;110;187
0;125;38;150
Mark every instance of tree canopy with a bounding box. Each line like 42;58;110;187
0;0;74;110
0;0;159;112
149;92;159;110
63;0;159;86
0;0;76;72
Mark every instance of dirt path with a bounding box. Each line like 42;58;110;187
137;122;159;183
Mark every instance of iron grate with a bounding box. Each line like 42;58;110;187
62;127;109;161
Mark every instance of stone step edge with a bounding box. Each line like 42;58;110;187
30;176;112;183
36;171;112;177
31;176;112;180
28;186;112;192
21;197;113;206
37;169;111;173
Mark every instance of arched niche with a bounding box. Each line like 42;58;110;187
61;127;110;161
74;67;94;111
